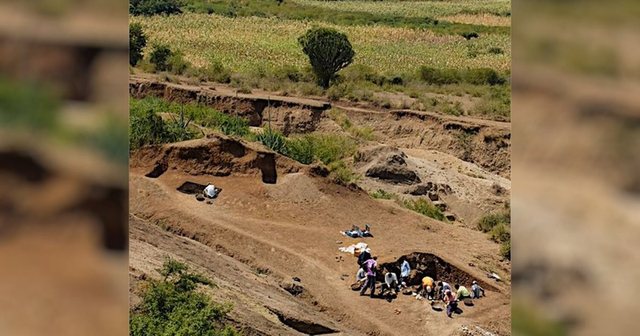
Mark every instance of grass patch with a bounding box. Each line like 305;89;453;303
477;210;511;259
370;189;396;200
130;97;250;139
328;160;359;185
404;198;446;221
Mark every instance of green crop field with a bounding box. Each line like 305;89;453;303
291;0;511;22
132;13;510;75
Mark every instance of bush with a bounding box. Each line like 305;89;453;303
500;240;511;260
328;160;359;185
167;51;191;75
130;0;183;16
219;117;250;137
477;211;510;232
488;47;504;55
463;68;505;85
299;27;355;88
129;23;147;66
285;137;315;164
418;67;461;85
371;189;395;200
149;44;172;72
490;223;510;243
130;258;239;336
0;78;59;131
404;198;445;221
256;127;287;153
307;134;356;165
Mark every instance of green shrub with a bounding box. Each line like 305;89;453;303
219;117;249;137
490;223;510;243
488;47;504;55
477;211;510;232
285;137;315;164
326;82;353;101
404;198;446;221
328;160;359;185
299;27;355;88
307;134;356;165
463;68;505;85
256;127;287;153
129;23;147;66
0;78;59;131
500;240;511;260
418;67;461;85
371;189;395;200
167;51;191;75
130;258;239;336
149;44;172;72
130;0;183;16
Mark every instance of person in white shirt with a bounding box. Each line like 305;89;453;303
203;183;218;198
382;270;399;298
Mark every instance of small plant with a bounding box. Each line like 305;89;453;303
285;137;315;164
129;23;147;66
488;47;504;55
404;198;445;221
371;189;395;200
328;160;359;185
477;211;510;233
299;27;355;88
256;127;287;153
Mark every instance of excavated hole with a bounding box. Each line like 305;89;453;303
378;252;495;291
145;162;167;178
176;181;207;195
268;308;338;335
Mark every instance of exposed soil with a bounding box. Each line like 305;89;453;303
129;131;511;335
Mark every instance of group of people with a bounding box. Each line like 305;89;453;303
418;276;485;317
353;251;486;318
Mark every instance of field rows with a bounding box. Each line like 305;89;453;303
292;0;511;22
132;14;510;74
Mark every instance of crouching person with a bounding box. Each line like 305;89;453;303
382;270;399;296
454;284;471;301
471;280;485;298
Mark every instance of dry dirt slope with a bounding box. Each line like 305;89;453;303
129;136;511;336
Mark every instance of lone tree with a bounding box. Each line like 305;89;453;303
298;27;355;89
129;23;147;66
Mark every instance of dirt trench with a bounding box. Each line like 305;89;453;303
131;135;301;184
378;252;496;291
129;78;330;134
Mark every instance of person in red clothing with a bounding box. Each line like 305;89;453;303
443;289;458;318
359;256;378;298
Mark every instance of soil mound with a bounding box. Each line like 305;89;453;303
130;135;303;184
355;145;421;185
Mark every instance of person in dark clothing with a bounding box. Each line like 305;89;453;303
357;248;371;267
